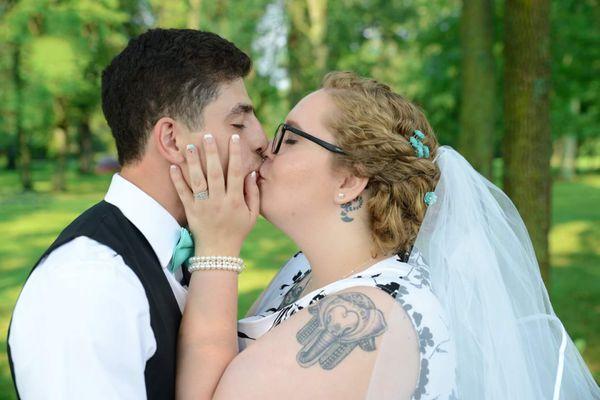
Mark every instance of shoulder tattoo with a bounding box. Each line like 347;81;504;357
295;291;387;370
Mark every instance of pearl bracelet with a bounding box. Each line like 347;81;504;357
188;256;244;265
187;256;245;274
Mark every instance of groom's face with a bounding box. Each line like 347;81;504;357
181;78;267;182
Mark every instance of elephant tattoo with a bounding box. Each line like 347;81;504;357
296;291;387;370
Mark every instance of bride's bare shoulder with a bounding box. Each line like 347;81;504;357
215;286;419;400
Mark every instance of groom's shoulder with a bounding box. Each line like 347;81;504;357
42;201;130;258
59;200;122;235
43;236;122;267
34;235;134;281
28;201;137;286
10;235;150;350
21;235;145;304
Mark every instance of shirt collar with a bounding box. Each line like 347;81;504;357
104;173;181;269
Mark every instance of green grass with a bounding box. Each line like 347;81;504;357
549;174;600;378
0;162;598;398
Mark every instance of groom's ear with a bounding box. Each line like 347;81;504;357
153;117;186;164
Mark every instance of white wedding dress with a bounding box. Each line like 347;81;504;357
238;250;458;399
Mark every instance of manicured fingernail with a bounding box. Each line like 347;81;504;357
232;134;240;143
186;144;196;153
250;171;257;179
204;133;213;143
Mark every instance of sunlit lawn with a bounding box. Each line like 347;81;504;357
0;161;598;398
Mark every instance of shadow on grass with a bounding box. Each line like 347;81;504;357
548;176;600;380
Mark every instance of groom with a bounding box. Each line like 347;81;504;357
7;28;267;399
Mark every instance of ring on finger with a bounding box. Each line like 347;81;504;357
193;190;209;200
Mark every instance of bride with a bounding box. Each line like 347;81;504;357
169;71;599;399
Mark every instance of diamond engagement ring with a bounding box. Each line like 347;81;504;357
193;190;209;200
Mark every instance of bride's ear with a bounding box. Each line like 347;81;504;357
154;117;186;164
334;173;369;205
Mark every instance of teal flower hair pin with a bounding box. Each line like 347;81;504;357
409;129;430;158
424;192;437;207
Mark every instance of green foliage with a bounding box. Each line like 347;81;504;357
0;0;129;162
551;0;600;141
326;0;463;145
1;0;598;175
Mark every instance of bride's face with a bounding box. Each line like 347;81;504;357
258;89;345;233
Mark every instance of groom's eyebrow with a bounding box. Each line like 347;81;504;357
226;103;254;120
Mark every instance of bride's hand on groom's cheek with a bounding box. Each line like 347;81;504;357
169;133;259;257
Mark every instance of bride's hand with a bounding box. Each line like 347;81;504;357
169;133;259;256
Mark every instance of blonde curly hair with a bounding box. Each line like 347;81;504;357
321;71;441;256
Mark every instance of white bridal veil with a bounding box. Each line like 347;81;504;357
399;146;600;399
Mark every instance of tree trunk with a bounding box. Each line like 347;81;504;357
287;13;305;107
307;0;328;75
187;0;202;29
78;115;93;174
503;0;552;284
286;0;328;106
459;0;496;178
53;102;69;192
558;98;581;181
13;46;33;191
212;0;230;38
560;134;577;181
6;144;17;170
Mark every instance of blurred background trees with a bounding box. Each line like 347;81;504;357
0;0;599;281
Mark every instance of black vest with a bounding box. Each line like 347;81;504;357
7;201;182;400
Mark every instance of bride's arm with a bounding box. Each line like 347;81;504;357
170;133;259;400
176;260;239;400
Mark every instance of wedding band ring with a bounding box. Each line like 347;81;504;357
193;190;209;200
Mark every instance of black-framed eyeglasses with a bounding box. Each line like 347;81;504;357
272;123;347;155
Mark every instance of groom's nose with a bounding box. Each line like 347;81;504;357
247;121;269;160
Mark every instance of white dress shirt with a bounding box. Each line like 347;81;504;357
8;174;188;400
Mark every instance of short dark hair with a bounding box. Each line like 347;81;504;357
101;28;252;165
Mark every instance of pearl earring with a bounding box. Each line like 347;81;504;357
338;193;346;200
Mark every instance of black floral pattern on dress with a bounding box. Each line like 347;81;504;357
308;292;326;304
413;359;430;400
418;327;434;354
241;251;455;400
373;257;451;400
237;331;255;340
375;281;400;297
